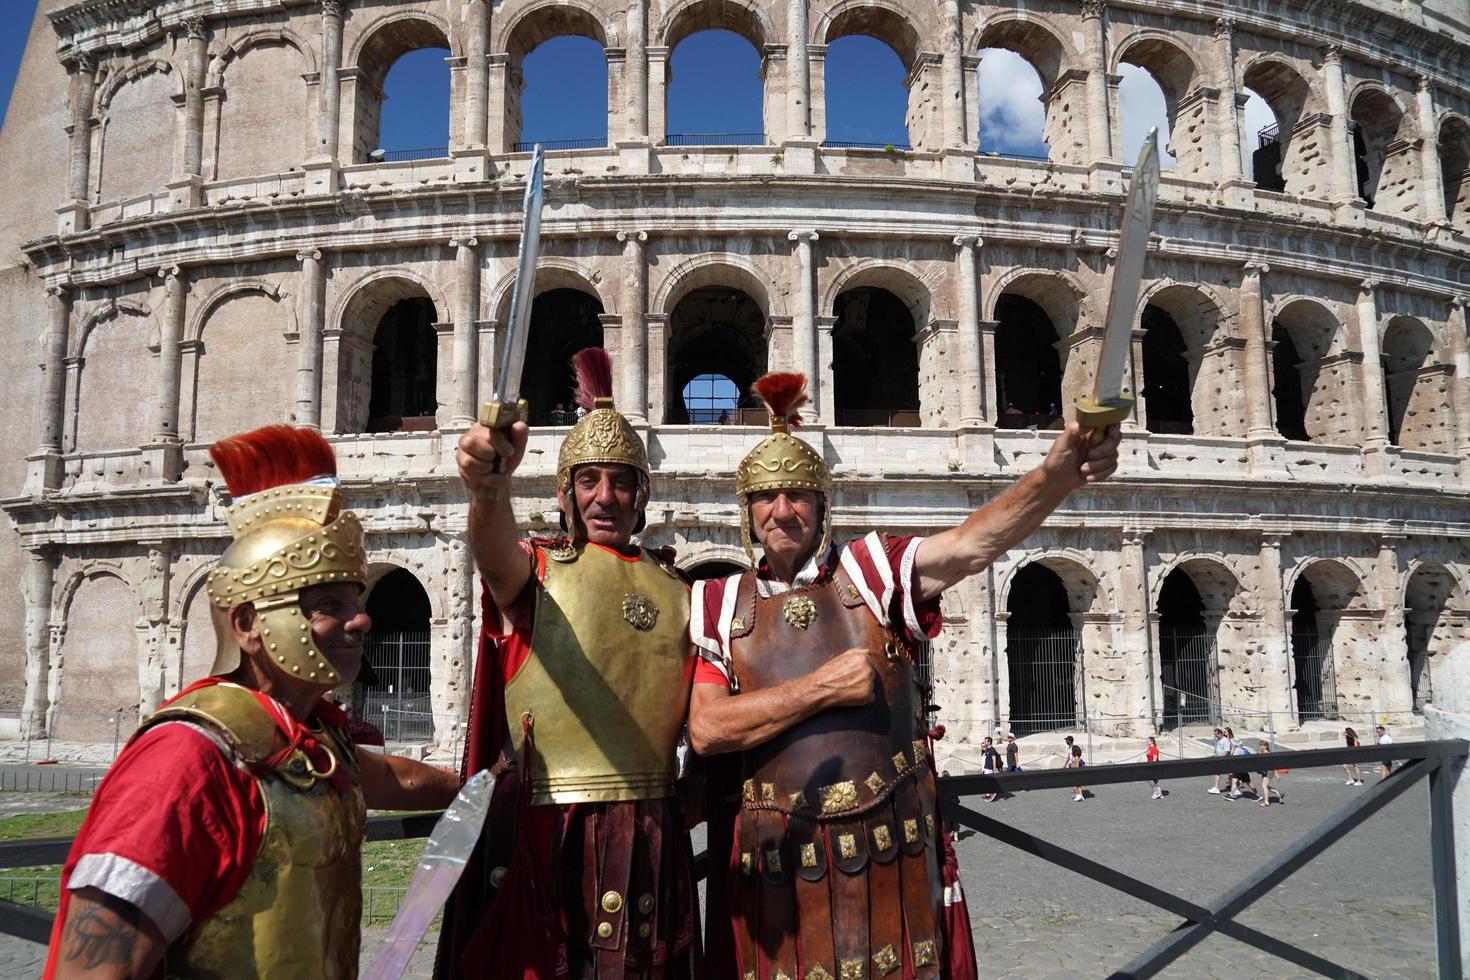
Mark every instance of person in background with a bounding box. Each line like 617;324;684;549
982;737;1002;802
1376;724;1395;780
1258;741;1284;807
1146;735;1163;800
1208;727;1230;794
1005;732;1020;773
1066;744;1086;802
1342;727;1364;785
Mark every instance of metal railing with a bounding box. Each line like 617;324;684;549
820;140;911;151
978;149;1051;162
378;147;449;162
664;132;764;147
512;137;605;152
1;741;1462;975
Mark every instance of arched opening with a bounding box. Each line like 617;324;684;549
74;309;154;453
682;372;739;424
359;567;434;741
975;48;1049;160
176;584;216;698
994;293;1063;428
1241;60;1315;195
1005;563;1079;735
1441;117;1470;227
665;30;764;145
367;297;439;433
510;17;608;151
216;42;310;180
519;289;605;426
1272;301;1344;444
1288;575;1334;721
1349;88;1407;210
685;558;748;581
97;69;176;205
1382;317;1451;453
666;286;767;423
1403;564;1458;713
192;292;295;442
1140;304;1193;434
56;575;140;739
823;35;910;149
831;287;920;426
1115;63;1177;170
1156;569;1216;725
352;20;452;163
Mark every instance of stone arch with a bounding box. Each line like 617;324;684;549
187;279;290;343
1240;56;1320;194
1272;297;1343;358
333;268;450;341
1286;556;1369;721
360;561;438;738
497;0;612;62
56;562;137;626
190;286;298;441
674;543;752;573
95;58;181;113
365;556;448;623
332;271;447;433
94;58;181;205
1271;296;1351;444
653;255;774;319
999;551;1106;616
813;0;925;72
1286;557;1367;612
1438;113;1470;227
1112;30;1199;130
987;268;1084;329
1150;554;1242;614
212;35;315;179
173;568;218;696
73;299;154;358
488;259;616;325
211;28;317;83
1403;560;1463;711
54;566;143;739
970;15;1074;90
1382;315;1453;453
1138;281;1227;350
657;0;775;51
821;260;934;328
72;302;158;453
1348;83;1414;210
1152;555;1241;725
1139;282;1231;436
347;13;456;163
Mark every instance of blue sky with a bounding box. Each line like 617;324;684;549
0;5;1273;168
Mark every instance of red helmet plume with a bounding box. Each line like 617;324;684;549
571;347;614;410
209;425;338;499
751;372;809;429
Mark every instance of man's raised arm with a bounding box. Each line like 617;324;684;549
457;420;533;611
912;422;1122;602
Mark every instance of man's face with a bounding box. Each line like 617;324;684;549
298;583;371;685
749;489;821;568
562;464;642;546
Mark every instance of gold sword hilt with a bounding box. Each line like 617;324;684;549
1074;395;1134;436
476;398;528;501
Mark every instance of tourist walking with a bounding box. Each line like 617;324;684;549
1005;732;1020;772
1207;727;1231;794
1342;727;1364;785
1377;724;1395;780
1066;744;1086;801
1257;741;1285;806
1227;737;1256;800
1146;736;1163;799
982;737;1003;802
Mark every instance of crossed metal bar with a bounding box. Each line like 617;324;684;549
942;741;1465;980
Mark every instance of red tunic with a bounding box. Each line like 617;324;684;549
435;540;697;980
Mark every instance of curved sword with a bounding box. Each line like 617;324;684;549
1076;129;1161;431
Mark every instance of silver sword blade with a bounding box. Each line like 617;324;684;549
1093;129;1161;405
492;145;546;406
361;769;496;980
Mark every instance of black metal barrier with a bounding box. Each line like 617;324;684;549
2;741;1463;978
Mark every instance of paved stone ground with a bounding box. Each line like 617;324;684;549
1;766;1444;978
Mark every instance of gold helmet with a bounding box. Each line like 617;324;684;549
557;348;650;532
205;426;367;686
736;373;832;567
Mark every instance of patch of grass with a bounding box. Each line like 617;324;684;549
362;836;428;890
0;808;87;841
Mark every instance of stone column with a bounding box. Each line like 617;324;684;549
618;230;649;421
1357;279;1390;449
646;313;669;423
1449;296;1470;465
1118;529;1157;734
40;286;72;454
1213;18;1246;182
451;237;481;425
625;0;649;139
1373;536;1413;715
317;0;344;159
789;230;821;419
1238;262;1276;438
786;0;811;140
181;19;208;177
1080;0;1114;163
60;56;97;232
1256;534;1294;721
154;267;186;443
21;550;54;737
1416;77;1447;225
463;0;490;149
138;544;173;715
941;0;967;148
1322;45;1358;202
296;250;326;429
486;54;511;155
954;235;984;425
646;48;668;144
978;319;999;423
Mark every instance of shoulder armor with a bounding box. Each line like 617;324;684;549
143;683;280;767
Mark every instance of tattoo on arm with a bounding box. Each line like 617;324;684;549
62;892;140;971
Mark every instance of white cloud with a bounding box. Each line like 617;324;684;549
1116;64;1176;169
1242;90;1277;142
976;49;1046;157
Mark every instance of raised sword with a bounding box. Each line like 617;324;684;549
477;145;546;498
1075;128;1161;432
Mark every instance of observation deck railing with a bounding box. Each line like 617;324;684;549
664;132;765;146
1;740;1461;977
512;137;606;151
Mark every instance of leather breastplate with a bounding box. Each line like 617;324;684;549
507;541;694;806
728;570;929;820
138;684;365;979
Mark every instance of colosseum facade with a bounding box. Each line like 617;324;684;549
1;0;1468;767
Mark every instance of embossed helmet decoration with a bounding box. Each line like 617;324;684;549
205;425;367;685
557;348;651;534
736;372;833;566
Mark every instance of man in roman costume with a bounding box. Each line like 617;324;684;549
689;373;1121;979
46;425;461;979
438;349;699;979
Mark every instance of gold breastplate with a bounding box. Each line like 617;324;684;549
139;684;366;979
506;541;694;806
